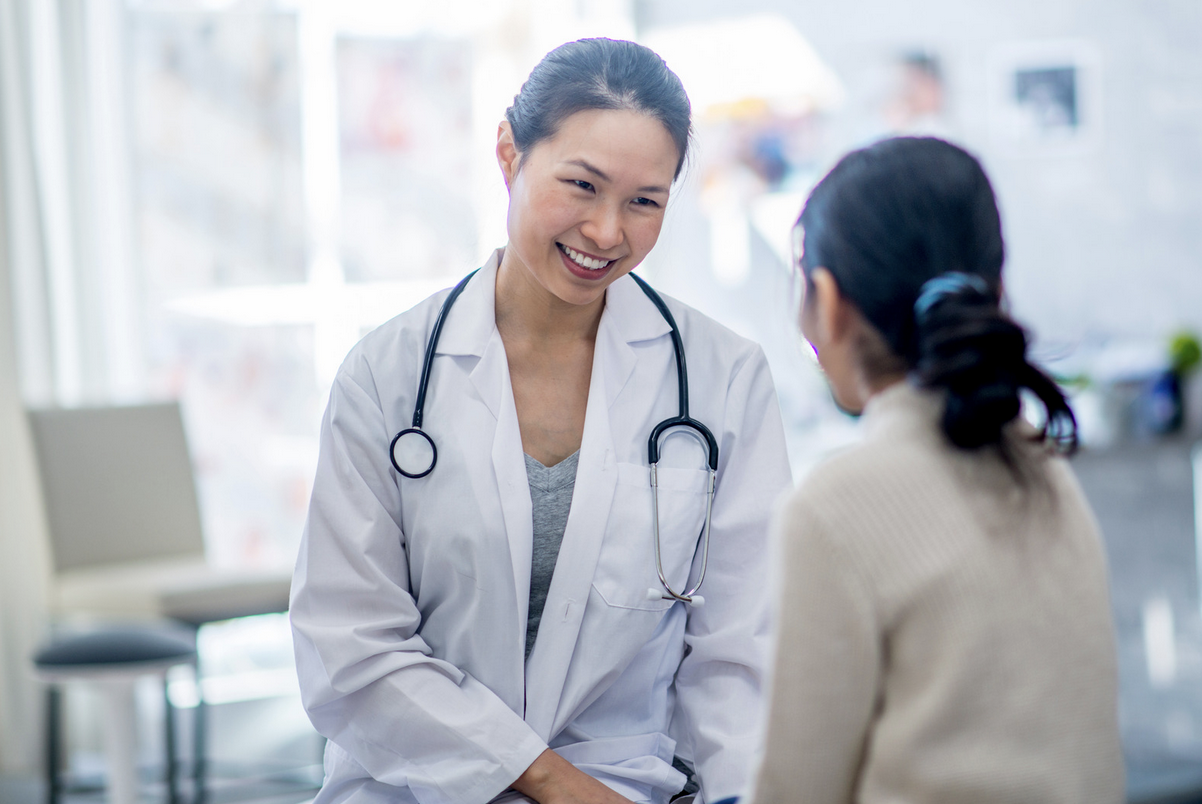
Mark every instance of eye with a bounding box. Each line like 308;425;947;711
570;179;595;192
632;197;660;208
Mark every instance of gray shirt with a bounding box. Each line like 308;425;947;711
523;450;579;660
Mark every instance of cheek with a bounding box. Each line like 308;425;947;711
629;214;665;255
799;298;819;349
509;180;567;241
524;181;558;216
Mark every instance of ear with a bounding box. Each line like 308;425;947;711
808;268;852;346
496;121;519;191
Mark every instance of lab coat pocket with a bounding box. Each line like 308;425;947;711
593;462;710;611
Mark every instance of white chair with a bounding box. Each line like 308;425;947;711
27;401;294;801
27;402;292;625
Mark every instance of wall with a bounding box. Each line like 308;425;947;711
637;0;1202;349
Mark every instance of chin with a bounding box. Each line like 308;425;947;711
551;264;628;304
548;275;608;306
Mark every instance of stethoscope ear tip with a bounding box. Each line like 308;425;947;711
687;595;705;607
646;588;664;602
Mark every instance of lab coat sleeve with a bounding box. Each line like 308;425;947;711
290;361;547;804
743;491;880;804
671;346;793;803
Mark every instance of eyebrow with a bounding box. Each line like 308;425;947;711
565;159;669;195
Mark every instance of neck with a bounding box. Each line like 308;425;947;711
856;372;907;410
495;247;605;344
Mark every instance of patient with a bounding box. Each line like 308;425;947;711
747;137;1124;804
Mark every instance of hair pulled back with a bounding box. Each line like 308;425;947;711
506;38;692;179
797;137;1076;453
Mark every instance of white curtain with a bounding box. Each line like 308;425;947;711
0;205;53;776
0;0;135;774
1;0;140;409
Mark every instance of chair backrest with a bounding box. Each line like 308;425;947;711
28;402;206;572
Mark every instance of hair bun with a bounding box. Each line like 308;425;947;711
943;380;1022;449
914;290;1028;449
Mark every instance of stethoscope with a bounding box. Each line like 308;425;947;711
389;269;718;607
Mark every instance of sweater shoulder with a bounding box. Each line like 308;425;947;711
790;435;943;513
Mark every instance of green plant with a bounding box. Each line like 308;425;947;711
1053;372;1092;390
1169;330;1202;376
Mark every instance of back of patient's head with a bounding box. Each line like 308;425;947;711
798;136;1076;453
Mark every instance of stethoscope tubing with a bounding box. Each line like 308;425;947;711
627;274;719;471
391;267;719;605
411;269;479;430
651;462;717;604
389;270;478;479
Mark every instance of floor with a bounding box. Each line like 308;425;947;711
1074;437;1202;803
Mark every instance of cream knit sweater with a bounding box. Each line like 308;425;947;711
747;382;1124;804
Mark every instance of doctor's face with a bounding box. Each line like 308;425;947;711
498;108;679;307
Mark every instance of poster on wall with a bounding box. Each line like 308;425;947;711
988;39;1102;154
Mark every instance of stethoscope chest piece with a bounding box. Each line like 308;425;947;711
391;428;437;478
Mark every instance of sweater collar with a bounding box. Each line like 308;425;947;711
860;380;944;442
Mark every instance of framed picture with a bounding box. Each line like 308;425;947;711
988;39;1102;154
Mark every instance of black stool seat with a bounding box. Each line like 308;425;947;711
36;627;195;668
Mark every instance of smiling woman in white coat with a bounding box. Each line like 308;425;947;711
289;39;792;804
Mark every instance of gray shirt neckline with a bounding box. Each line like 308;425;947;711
523;450;580;661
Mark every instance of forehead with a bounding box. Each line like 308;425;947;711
532;108;679;185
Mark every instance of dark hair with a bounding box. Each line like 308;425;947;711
505;38;692;179
797;136;1077;453
901;51;942;82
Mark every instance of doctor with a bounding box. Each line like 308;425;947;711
290;38;792;804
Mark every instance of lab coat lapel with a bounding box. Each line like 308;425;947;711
523;306;636;739
596;272;668;405
436;248;503;385
451;254;533;636
485;336;534;636
441;251;532;681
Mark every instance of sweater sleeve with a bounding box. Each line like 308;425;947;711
745;489;881;804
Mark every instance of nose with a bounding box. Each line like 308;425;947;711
580;203;623;252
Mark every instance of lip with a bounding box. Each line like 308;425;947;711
556;243;618;282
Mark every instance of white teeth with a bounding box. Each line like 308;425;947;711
560;244;612;271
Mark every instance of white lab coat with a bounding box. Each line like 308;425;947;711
290;250;792;804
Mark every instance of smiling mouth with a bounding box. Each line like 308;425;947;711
557;242;616;271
